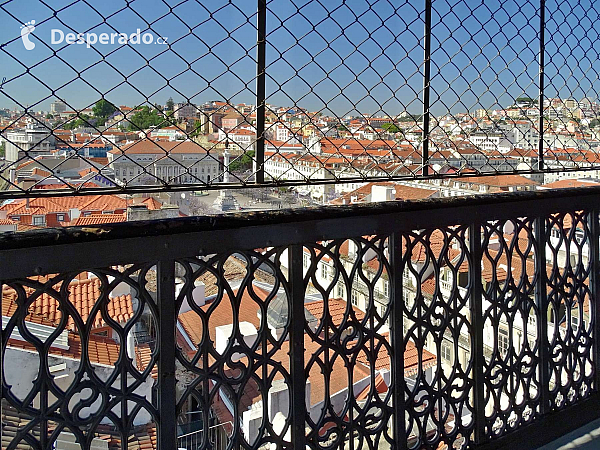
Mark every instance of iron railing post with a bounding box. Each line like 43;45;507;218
538;0;546;171
535;216;551;414
421;0;432;177
389;233;407;449
470;221;486;444
157;259;177;450
589;209;600;390
255;0;267;184
289;245;307;448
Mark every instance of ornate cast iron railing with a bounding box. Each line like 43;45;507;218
2;187;600;449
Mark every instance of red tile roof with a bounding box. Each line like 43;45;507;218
334;182;437;204
1;195;126;218
7;332;121;367
2;277;134;331
72;214;126;226
110;139;209;155
304;298;365;325
542;179;600;189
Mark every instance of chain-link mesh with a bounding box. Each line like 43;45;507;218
1;0;599;199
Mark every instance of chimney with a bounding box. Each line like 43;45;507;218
178;281;206;314
215;322;258;362
371;184;395;202
126;331;136;362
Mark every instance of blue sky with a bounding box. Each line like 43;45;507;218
0;0;598;116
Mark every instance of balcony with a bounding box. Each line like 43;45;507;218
2;186;600;449
2;0;600;447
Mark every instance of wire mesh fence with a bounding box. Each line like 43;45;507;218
0;0;600;199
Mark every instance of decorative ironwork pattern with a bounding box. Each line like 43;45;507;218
2;188;600;449
1;0;600;199
546;210;595;410
481;218;540;437
402;226;474;448
173;250;294;449
303;237;394;449
2;265;159;449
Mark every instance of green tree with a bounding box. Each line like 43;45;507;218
0;142;5;157
63;114;93;130
229;150;255;171
382;122;400;133
45;113;53;119
165;97;175;111
92;99;117;120
398;114;422;122
589;118;600;128
165;110;177;125
190;120;205;137
127;106;169;131
337;125;349;132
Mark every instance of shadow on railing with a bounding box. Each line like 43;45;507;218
2;187;600;449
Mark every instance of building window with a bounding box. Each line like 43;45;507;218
33;215;45;226
498;328;509;356
303;254;309;268
441;269;450;282
351;290;358;306
403;290;411;308
572;313;580;330
441;342;452;362
403;266;412;286
383;280;389;297
12;216;20;221
56;214;65;222
321;263;328;279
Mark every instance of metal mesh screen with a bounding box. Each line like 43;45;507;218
1;0;600;199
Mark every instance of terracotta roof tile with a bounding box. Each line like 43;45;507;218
72;214;126;226
2;277;134;331
110;139;209;155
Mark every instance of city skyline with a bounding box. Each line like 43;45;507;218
1;0;598;116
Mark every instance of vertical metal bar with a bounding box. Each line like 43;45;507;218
469;222;486;445
535;216;551;414
289;245;306;448
157;259;177;450
255;0;267;184
538;0;546;171
589;210;600;390
421;0;432;177
0;281;2;427
389;233;407;449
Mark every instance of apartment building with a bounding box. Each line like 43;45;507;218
3;121;56;163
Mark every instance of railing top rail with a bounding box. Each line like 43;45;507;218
1;186;600;251
1;186;600;280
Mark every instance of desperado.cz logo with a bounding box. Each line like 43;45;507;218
20;20;168;50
